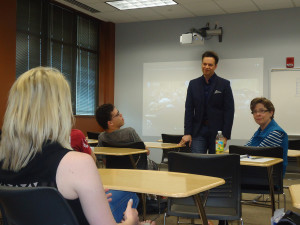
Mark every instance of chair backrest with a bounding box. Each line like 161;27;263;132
168;152;241;209
0;186;79;225
87;131;101;140
161;134;191;153
229;145;283;193
102;141;147;169
288;140;300;150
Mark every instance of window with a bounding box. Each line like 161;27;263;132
16;0;99;115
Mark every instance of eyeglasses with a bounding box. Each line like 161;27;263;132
251;109;269;115
112;110;120;119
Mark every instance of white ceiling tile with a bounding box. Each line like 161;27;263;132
124;8;166;21
252;0;294;10
214;0;259;13
151;5;195;19
182;1;226;16
87;2;118;12
96;11;140;23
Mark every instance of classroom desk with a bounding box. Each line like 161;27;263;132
145;142;184;164
99;168;225;225
92;147;148;169
288;150;300;168
240;156;283;215
87;139;98;145
144;142;183;149
289;184;300;209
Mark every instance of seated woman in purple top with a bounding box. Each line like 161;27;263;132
245;97;288;175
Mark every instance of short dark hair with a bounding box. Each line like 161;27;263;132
95;103;114;130
202;51;219;65
250;97;275;119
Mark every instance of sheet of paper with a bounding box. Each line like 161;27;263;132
240;157;274;163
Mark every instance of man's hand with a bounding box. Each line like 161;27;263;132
223;137;227;148
179;135;192;147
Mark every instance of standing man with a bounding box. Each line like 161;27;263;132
180;51;234;154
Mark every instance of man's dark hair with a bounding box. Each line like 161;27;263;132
202;51;219;65
95;103;114;130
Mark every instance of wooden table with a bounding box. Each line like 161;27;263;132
240;156;283;215
288;149;300;168
289;184;300;209
145;142;185;164
87;139;98;145
92;147;148;169
99;169;225;225
144;142;183;149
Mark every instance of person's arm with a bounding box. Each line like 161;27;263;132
181;83;194;147
258;130;284;147
222;81;235;140
129;128;150;155
56;151;139;225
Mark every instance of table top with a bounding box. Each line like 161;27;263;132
99;169;225;198
87;139;98;144
92;147;148;156
144;142;183;149
288;149;300;157
239;157;283;167
289;184;300;209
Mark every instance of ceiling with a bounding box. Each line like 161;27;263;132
54;0;300;23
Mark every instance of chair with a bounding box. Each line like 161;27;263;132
101;141;148;170
229;145;285;210
87;131;101;140
161;134;191;163
0;186;79;225
286;140;300;174
164;152;242;225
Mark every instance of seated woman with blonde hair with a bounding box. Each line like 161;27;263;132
245;97;288;175
0;67;155;225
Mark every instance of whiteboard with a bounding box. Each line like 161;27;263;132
143;58;264;139
270;69;300;136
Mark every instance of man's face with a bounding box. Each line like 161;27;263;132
110;107;124;128
201;57;217;77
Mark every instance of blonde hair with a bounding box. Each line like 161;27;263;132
0;67;74;171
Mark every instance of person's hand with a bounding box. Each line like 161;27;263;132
146;147;150;156
223;137;228;148
122;199;139;225
179;135;192;147
104;188;112;202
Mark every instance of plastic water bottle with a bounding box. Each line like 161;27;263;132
215;131;224;154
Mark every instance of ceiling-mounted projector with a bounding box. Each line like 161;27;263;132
180;33;204;45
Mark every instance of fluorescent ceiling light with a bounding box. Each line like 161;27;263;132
106;0;177;10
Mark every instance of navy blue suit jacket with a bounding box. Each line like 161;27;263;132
184;74;234;139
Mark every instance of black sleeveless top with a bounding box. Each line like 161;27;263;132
0;142;89;225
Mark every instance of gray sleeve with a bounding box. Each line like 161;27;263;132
128;127;143;142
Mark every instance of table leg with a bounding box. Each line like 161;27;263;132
267;166;275;215
193;193;208;225
296;156;300;168
128;156;147;219
129;155;137;169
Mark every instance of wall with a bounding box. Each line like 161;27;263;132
0;1;17;129
114;7;300;147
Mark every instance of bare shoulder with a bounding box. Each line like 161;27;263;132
57;151;99;199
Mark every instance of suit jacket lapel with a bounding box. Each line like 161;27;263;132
208;75;218;101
